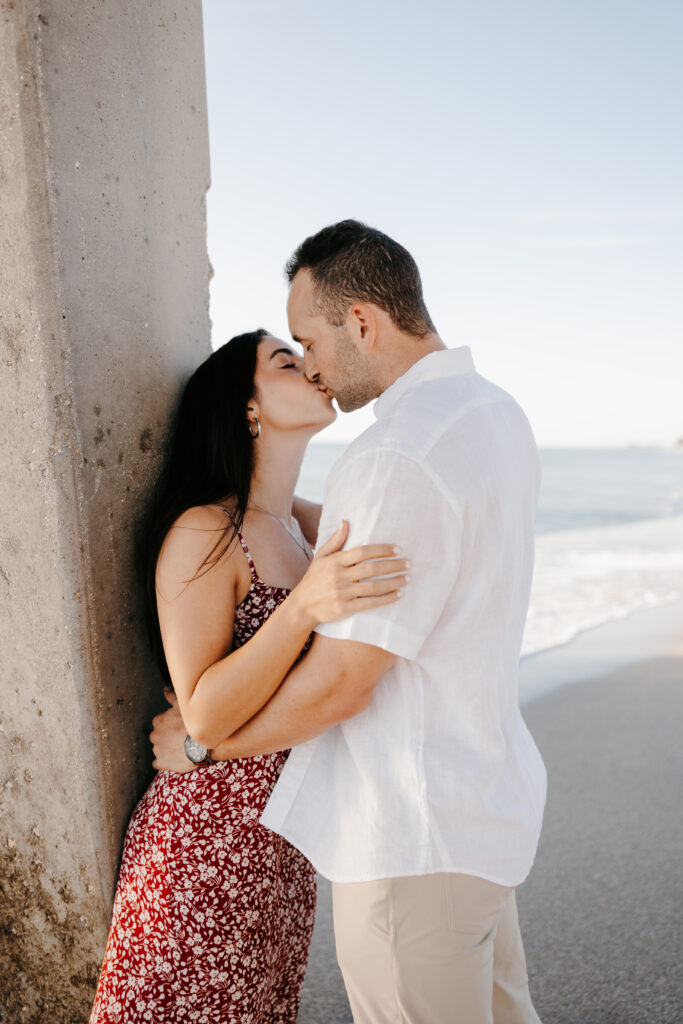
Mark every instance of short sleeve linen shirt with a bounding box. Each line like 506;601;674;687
260;346;547;886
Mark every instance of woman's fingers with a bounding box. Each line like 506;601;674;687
296;531;411;627
315;519;350;558
350;556;410;581
340;543;402;566
345;575;409;598
344;591;405;613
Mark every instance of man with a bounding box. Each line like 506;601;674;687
153;219;546;1022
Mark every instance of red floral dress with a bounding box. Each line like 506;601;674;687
90;528;316;1024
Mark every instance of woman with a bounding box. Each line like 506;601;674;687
90;329;409;1024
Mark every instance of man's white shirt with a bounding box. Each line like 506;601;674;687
260;346;547;886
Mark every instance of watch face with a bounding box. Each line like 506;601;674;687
184;736;209;764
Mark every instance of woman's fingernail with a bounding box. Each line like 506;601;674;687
393;546;402;554
396;590;404;598
405;560;412;568
405;574;411;582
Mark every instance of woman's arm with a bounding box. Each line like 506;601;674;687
291;496;323;546
210;634;395;759
156;504;301;750
152;636;395;771
157;507;408;750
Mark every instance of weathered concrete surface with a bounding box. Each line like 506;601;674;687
0;2;211;1019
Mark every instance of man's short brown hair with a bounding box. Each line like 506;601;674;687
285;219;436;338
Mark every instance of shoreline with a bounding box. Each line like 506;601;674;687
519;643;683;1021
519;595;683;706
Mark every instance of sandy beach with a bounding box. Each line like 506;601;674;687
297;598;683;1024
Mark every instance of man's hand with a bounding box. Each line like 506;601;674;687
150;686;196;773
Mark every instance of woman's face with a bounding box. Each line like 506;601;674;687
251;334;337;436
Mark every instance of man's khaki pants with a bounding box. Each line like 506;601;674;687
331;872;542;1024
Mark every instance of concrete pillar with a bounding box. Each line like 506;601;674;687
0;2;211;1019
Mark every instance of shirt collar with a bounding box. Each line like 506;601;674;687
373;346;475;420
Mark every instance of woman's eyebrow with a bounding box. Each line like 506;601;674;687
268;347;296;361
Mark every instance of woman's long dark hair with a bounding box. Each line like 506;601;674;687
135;328;269;684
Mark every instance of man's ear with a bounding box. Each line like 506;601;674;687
348;302;378;350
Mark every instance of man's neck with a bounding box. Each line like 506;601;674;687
376;331;448;395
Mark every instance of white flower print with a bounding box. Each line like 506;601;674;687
90;534;316;1024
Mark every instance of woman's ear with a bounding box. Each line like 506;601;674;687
246;401;260;435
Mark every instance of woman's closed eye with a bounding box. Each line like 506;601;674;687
279;354;303;369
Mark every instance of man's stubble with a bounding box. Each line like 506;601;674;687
328;325;383;413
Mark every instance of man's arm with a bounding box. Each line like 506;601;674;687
291;495;323;547
151;633;395;770
152;450;460;772
215;633;395;758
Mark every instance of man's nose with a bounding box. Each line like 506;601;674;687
303;354;319;383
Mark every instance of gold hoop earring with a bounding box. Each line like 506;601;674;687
248;418;261;438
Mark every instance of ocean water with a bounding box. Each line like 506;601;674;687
297;445;683;657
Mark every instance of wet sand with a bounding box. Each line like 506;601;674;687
297;600;683;1024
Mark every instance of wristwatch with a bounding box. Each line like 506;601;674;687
184;734;213;767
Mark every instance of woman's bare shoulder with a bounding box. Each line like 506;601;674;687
156;502;240;593
173;502;234;530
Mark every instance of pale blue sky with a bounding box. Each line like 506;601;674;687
202;0;682;447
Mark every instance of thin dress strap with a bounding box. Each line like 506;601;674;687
216;505;257;581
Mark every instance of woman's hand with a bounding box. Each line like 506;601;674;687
151;686;196;773
289;520;410;630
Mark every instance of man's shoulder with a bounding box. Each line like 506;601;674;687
346;372;515;460
324;370;535;497
399;371;533;453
